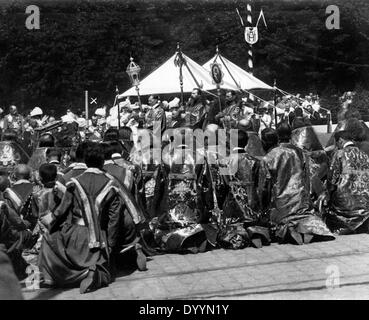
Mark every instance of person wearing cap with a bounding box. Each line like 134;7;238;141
167;97;185;129
325;118;369;234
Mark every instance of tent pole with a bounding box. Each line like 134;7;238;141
217;84;222;113
176;43;184;106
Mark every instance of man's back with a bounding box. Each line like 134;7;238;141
103;162;134;191
261;143;311;224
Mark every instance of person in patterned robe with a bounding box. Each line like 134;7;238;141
183;88;206;130
3;106;24;137
290;123;329;202
215;90;243;130
258;122;335;245
218;130;270;249
325;121;369;234
147;129;214;253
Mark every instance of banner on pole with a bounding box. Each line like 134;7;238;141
210;62;224;85
245;27;258;45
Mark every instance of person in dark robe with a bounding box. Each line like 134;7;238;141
39;142;145;293
183;88;206;130
0;199;36;280
167;98;186;129
324;121;369;234
220;130;270;249
103;141;146;217
118;126;134;160
61;141;90;183
291;107;311;130
46;148;65;181
33;164;66;240
215;90;242;130
0;245;23;300
3;165;38;231
260;128;279;154
258;122;335;245
144;95;166;135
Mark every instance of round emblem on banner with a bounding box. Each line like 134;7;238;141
210;63;224;85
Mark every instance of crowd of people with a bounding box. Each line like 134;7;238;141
0;87;368;298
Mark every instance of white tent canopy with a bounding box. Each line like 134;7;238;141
202;54;273;91
119;52;240;98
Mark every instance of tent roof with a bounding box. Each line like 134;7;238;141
202;54;273;91
119;52;240;98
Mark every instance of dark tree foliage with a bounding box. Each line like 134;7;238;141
0;0;368;118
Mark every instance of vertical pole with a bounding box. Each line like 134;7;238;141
136;86;142;107
327;111;332;133
246;1;255;106
246;1;254;76
177;43;184;106
85;90;88;126
217;84;222;113
273;79;278;128
116;85;120;130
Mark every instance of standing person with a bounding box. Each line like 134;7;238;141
258;103;272;133
215;90;242;129
325;119;369;234
167;98;185;129
3;105;24;136
144;95;166;134
183;88;206;129
39;142;144;293
258;122;334;245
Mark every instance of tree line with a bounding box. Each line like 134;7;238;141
0;0;368;121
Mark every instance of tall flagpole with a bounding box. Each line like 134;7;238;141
246;1;254;75
246;1;255;105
